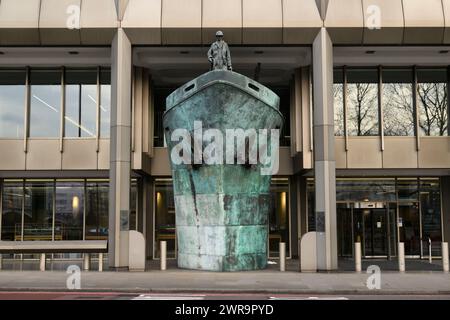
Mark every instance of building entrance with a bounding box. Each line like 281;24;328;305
337;202;397;259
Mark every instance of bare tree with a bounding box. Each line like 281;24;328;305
333;84;344;136
418;83;448;136
383;83;415;136
347;83;378;136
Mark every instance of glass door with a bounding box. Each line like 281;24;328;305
353;203;390;258
368;208;389;257
337;203;353;257
398;202;421;257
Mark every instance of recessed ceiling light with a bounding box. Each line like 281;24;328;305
179;51;190;55
68;51;79;55
254;50;264;55
439;50;449;54
365;50;376;55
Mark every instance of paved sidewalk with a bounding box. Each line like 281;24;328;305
0;269;449;294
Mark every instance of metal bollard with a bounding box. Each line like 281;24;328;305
40;253;46;271
160;241;167;271
429;238;432;264
83;253;90;271
355;242;362;272
398;242;405;272
98;253;103;272
279;242;286;272
443;242;449;273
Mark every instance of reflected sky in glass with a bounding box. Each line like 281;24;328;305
0;85;25;138
417;69;448;136
100;84;111;138
65;84;97;137
30;84;61;138
383;68;414;136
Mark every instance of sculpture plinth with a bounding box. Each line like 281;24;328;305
163;70;283;271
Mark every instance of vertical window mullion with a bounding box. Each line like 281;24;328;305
309;67;314;152
23;67;30;153
378;65;384;151
343;66;348;151
413;66;420;151
21;180;24;242
418;177;423;258
131;68;136;153
447;66;450;137
0;179;3;238
60;67;65;152
96;67;101;152
52;180;56;241
83;179;86;241
78;83;82;138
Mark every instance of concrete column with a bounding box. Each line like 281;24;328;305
109;28;132;269
312;28;338;271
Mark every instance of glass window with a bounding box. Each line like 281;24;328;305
55;180;84;240
336;179;396;202
154;179;176;258
347;69;379;136
100;68;111;138
420;179;442;256
154;88;173;147
269;178;290;258
272;87;291;146
0;69;26;138
23;180;54;241
334;68;344;136
130;179;138;231
307;179;316;232
65;69;97;138
30;69;62;138
382;69;415;136
1;180;23;241
397;178;418;201
85;180;109;240
418;68;448;136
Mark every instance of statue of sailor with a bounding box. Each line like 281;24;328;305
207;31;233;71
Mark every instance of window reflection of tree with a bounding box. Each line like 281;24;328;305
347;83;379;136
383;83;414;136
418;82;448;136
333;83;344;136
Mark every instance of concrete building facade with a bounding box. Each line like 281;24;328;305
0;0;449;270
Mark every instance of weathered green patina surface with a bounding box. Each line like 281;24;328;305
163;70;283;271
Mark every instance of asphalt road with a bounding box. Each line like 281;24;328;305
0;291;449;300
